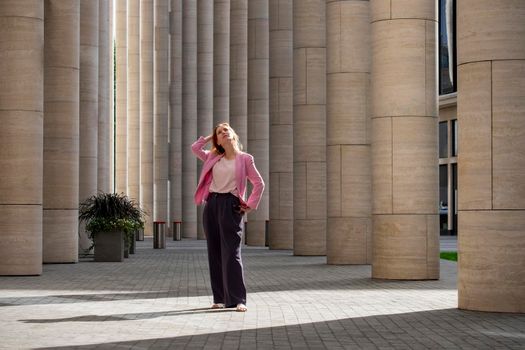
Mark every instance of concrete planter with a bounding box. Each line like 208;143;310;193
130;236;136;254
94;231;124;262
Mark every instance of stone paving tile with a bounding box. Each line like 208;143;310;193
0;238;523;350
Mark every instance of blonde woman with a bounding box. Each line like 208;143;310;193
192;123;265;312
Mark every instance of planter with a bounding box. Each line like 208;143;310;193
135;228;144;241
94;231;124;262
130;235;136;254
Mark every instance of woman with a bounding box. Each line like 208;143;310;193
192;122;265;312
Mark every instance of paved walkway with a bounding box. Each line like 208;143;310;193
0;238;523;350
439;236;457;252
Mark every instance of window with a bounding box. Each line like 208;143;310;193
439;0;456;95
438;118;458;235
452;119;458;156
439;165;448;234
439;122;448;158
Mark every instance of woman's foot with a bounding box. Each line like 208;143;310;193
211;303;224;309
236;303;247;312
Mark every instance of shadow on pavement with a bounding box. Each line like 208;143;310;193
33;308;525;349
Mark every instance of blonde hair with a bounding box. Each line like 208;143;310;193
212;122;243;154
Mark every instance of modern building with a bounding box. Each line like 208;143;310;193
0;0;523;313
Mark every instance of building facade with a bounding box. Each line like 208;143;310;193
0;0;523;313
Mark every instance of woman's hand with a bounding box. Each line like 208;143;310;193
238;204;252;215
205;134;213;143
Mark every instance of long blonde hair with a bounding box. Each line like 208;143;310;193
211;122;243;154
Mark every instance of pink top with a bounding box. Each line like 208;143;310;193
191;136;265;210
209;156;238;195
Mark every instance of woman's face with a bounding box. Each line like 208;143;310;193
215;124;232;146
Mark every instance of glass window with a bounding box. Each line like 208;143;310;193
439;122;448;158
452;163;457;234
439;0;456;95
439;165;448;234
452;119;458;156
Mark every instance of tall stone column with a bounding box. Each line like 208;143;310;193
0;0;44;275
79;0;99;252
181;0;198;238
293;0;327;256
115;0;127;194
269;0;293;249
169;0;182;235
247;0;269;246
197;0;214;240
230;0;248;145
141;0;154;235
109;0;115;192
457;0;525;313
98;0;110;193
214;0;230;124
370;0;439;279
43;0;80;263
154;0;169;223
128;0;140;203
326;0;371;264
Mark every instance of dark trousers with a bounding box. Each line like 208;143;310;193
203;192;246;306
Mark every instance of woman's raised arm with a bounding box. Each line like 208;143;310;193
191;135;212;161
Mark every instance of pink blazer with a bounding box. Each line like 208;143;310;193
191;136;265;210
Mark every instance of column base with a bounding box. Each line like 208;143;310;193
293;219;326;256
458;210;525;313
372;214;439;280
43;209;78;263
0;205;42;276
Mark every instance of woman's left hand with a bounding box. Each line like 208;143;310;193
239;204;252;215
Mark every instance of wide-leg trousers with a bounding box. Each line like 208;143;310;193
203;192;246;306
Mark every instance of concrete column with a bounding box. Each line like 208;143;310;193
169;0;182;235
246;0;269;246
326;0;372;264
180;0;198;238
230;0;248;145
43;0;80;263
457;0;525;313
79;0;99;252
0;1;43;275
293;0;327;256
98;0;110;193
109;0;115;192
141;0;154;235
370;0;439;279
197;0;214;240
214;0;230;124
115;0;127;194
269;0;293;249
229;0;247;249
154;0;169;223
128;0;140;202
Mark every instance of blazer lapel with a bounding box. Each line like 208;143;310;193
199;153;222;183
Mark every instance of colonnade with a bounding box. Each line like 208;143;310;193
0;0;523;313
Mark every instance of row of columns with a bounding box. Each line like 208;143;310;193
1;0;523;313
0;0;112;271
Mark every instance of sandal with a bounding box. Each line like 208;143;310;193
211;303;224;309
236;303;247;312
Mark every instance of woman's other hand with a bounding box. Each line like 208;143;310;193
238;204;252;215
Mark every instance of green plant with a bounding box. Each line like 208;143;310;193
79;192;145;251
440;251;457;262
